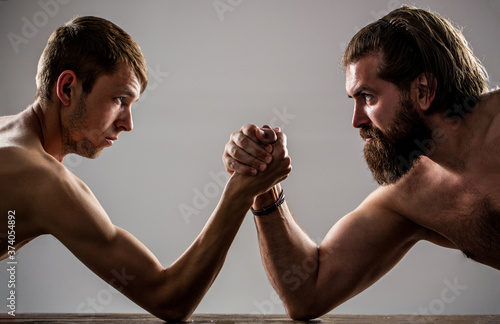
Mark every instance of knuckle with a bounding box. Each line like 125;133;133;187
229;160;250;175
241;123;258;135
224;142;232;154
273;147;286;159
228;145;239;158
256;151;270;162
233;150;246;163
227;159;236;170
277;134;287;147
238;134;249;146
250;156;263;169
230;131;239;141
283;162;292;174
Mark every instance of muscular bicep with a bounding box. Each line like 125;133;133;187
38;171;165;310
315;195;424;310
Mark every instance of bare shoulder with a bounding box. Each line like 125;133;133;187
0;145;62;209
1;145;114;242
481;89;500;147
0;113;17;124
357;179;414;215
31;155;115;242
360;164;458;248
342;181;427;242
0;110;117;259
481;87;500;102
480;89;500;118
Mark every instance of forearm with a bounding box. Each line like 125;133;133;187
157;176;253;320
253;188;321;318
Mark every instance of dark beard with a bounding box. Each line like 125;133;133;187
362;94;433;185
62;96;101;159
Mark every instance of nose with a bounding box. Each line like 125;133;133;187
352;101;370;129
116;106;133;132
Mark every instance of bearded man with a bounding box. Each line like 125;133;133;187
223;6;500;320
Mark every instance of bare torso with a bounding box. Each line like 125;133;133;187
0;108;65;259
380;91;500;269
386;158;500;268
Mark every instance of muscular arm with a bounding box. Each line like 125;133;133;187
253;188;424;319
34;141;290;321
223;124;425;319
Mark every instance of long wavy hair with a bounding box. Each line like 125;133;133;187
343;6;488;116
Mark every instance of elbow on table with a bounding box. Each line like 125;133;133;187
146;295;195;322
284;298;336;321
151;306;194;322
286;308;323;322
145;269;199;321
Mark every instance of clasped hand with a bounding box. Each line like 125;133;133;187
223;124;292;197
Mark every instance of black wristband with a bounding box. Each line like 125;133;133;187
251;190;285;216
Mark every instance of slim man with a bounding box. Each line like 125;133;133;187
0;16;291;321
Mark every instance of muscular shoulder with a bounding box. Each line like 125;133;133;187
360;162;457;247
481;88;500;105
361;160;440;218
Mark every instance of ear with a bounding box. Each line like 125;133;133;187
56;70;78;106
414;72;437;112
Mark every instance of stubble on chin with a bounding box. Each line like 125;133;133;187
61;96;101;159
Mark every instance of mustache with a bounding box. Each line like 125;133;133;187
360;127;383;141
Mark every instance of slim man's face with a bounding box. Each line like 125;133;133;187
62;64;141;159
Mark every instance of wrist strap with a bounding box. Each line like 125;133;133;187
251;190;285;216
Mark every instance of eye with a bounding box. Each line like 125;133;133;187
362;93;373;102
114;97;125;105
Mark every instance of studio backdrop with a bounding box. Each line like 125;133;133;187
1;0;499;315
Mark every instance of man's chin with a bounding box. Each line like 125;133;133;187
370;170;404;186
82;150;103;159
65;141;103;159
80;146;105;159
365;154;421;186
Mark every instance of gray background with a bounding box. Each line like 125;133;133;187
1;0;499;316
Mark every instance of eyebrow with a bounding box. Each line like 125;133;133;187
347;85;375;99
116;88;141;102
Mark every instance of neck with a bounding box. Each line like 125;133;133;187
30;99;66;162
425;92;497;172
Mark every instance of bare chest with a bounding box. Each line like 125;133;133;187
443;196;500;265
400;173;500;268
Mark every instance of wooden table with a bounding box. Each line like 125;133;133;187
1;314;499;323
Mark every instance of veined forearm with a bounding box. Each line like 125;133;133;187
254;199;320;315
